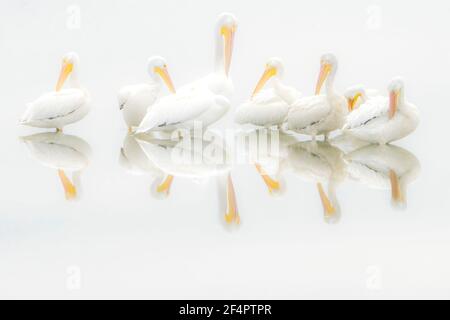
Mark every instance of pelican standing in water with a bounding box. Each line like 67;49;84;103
343;78;420;144
118;56;176;132
21;132;91;201
137;13;238;133
287;54;347;141
235;58;302;128
346;144;421;209
21;52;90;132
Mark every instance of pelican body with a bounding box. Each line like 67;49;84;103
21;53;90;131
137;13;238;133
344;78;420;144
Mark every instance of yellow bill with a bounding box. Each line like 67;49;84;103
252;66;277;97
222;26;236;76
225;174;240;225
315;63;331;95
56;60;74;92
255;164;280;194
156;175;174;195
317;183;336;217
58;170;77;201
155;66;176;94
348;93;362;112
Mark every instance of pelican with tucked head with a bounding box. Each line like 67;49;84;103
21;52;90;132
235;58;302;128
137;13;238;133
287;54;347;140
118;56;176;133
344;78;420;144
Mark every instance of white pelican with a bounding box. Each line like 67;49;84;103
288;141;346;224
137;13;238;133
235;58;302;128
118;56;176;132
287;54;347;140
119;133;175;199
21;52;90;132
346;144;421;209
21;132;91;200
343;78;420;144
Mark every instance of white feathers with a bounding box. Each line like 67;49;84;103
21;132;91;171
343;95;420;144
344;96;389;130
137;88;230;133
118;82;160;129
21;89;90;129
287;94;347;136
235;89;290;127
21;52;90;130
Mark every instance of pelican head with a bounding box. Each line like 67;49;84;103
315;53;338;95
388;77;405;119
216;13;238;76
344;85;368;112
56;52;79;92
148;56;176;94
252;58;285;97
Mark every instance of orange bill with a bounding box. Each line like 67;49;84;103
389;170;404;204
389;91;399;119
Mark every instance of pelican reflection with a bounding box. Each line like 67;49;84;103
288;141;346;224
236;129;298;196
345;144;421;209
21;132;91;201
119;133;175;199
135;131;240;226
